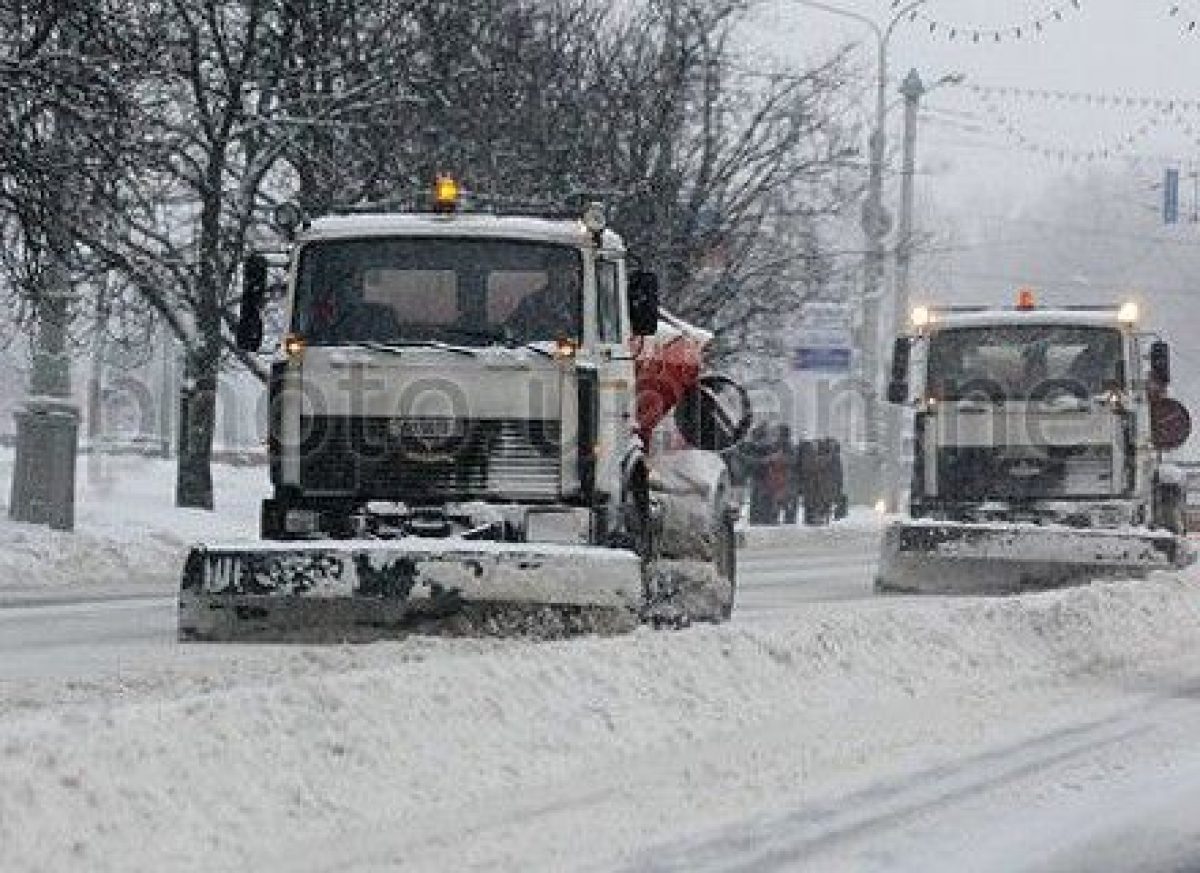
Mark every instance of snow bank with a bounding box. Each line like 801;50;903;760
3;573;1200;872
0;450;264;596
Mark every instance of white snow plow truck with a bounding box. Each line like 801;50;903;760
876;290;1194;594
178;180;752;640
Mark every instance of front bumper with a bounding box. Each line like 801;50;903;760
876;519;1193;594
179;538;642;640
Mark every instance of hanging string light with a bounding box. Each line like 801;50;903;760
1162;103;1200;151
967;83;1200;115
1169;4;1200;33
975;89;1178;164
894;0;1083;44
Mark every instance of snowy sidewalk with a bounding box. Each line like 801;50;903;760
0;451;265;601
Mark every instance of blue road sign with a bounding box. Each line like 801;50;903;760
1165;168;1180;225
793;347;852;372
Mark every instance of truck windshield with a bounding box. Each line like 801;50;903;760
293;238;583;346
927;325;1123;401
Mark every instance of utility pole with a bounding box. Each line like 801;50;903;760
887;68;926;511
893;69;925;346
886;69;965;509
858;37;892;507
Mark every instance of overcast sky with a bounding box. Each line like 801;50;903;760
747;0;1200;213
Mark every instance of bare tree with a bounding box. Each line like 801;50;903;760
0;0;130;396
592;2;859;353
68;0;306;508
0;0;143;527
0;0;862;517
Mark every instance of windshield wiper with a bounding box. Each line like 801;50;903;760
354;340;476;357
512;341;554;359
439;325;510;344
437;326;556;359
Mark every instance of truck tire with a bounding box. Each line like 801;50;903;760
1159;485;1186;535
609;463;655;560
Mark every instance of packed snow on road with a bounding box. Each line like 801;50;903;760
2;453;1200;872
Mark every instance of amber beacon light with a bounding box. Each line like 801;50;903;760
433;175;460;212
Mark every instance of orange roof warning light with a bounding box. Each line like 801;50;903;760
433;175;460;212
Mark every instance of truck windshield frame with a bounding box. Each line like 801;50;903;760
927;324;1125;402
292;237;584;346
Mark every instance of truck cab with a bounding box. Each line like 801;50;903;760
888;295;1187;532
236;190;668;547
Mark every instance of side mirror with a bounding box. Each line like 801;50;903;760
236;253;267;351
628;270;659;337
1150;340;1171;387
887;337;911;404
674;375;753;453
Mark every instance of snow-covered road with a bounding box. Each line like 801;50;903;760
736;539;878;618
4;456;1200;873
621;680;1200;873
0;596;174;681
2;535;1200;871
0;528;877;686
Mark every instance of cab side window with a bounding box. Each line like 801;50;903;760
596;260;622;343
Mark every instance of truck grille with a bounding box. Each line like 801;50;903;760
298;416;562;501
936;445;1115;501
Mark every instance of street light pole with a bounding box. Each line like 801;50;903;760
893;68;926;343
887;69;965;510
885;68;927;512
790;0;926;505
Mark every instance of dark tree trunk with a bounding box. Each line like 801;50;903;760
176;133;228;510
175;344;218;509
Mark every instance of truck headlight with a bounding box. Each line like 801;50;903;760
910;306;933;329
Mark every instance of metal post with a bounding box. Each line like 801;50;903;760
857;38;892;504
886;68;926;511
893;69;925;345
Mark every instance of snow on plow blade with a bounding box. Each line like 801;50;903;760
875;520;1194;595
178;540;643;641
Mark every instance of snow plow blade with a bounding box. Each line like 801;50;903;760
875;520;1194;595
179;539;642;641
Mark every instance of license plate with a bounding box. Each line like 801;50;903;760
389;418;464;441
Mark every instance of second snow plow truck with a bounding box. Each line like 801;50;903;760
179;181;752;640
877;290;1194;594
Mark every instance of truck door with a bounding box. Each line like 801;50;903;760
592;256;637;494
